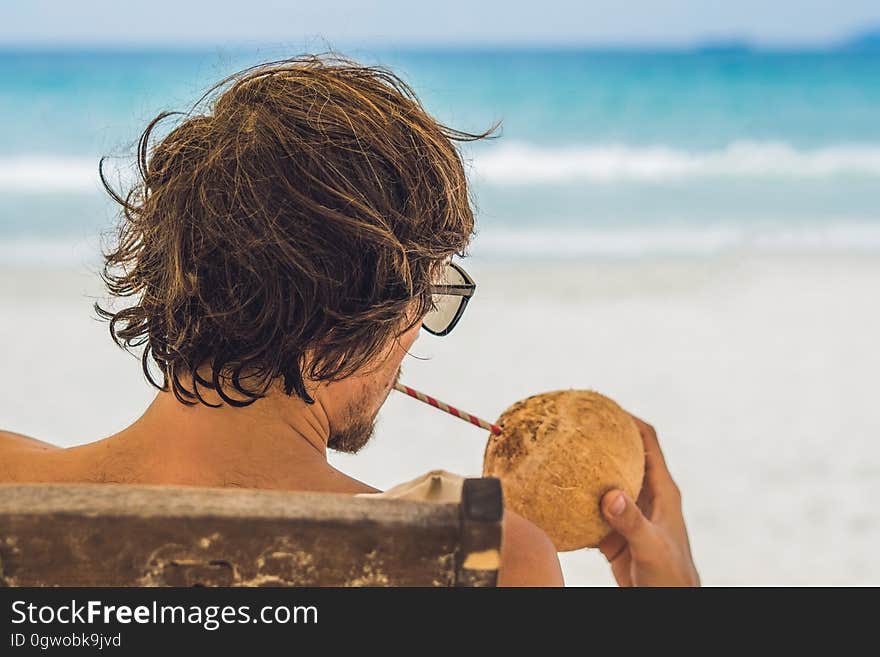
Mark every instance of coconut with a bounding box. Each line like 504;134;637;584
482;390;644;551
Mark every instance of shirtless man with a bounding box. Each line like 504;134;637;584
0;56;698;587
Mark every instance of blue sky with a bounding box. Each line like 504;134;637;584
2;0;879;47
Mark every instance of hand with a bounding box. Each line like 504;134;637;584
598;415;700;587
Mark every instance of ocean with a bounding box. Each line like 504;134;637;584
1;47;879;262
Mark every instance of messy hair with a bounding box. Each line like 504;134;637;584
97;54;491;406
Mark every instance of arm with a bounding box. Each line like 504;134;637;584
498;510;564;587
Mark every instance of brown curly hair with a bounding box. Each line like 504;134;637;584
97;54;492;407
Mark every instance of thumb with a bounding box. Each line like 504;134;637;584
602;490;657;548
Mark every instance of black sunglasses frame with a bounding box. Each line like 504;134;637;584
422;261;476;337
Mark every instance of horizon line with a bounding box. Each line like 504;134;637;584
0;38;876;53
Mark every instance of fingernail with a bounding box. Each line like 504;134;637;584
608;492;626;517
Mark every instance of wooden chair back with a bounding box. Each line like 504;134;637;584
0;478;502;587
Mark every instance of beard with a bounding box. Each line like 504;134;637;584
327;416;376;454
327;365;402;454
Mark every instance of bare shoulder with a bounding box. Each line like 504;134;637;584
0;429;58;452
498;510;564;587
0;430;60;483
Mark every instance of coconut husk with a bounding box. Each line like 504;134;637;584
483;390;644;551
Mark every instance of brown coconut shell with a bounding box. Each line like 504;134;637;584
482;390;644;551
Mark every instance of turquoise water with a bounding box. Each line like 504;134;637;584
1;47;879;259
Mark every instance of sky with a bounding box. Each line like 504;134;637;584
1;0;879;48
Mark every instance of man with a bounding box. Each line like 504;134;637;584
0;56;698;586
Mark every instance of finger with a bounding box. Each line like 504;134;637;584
628;413;678;501
598;531;627;563
609;549;633;587
601;490;658;552
636;482;654;519
628;413;668;471
599;531;633;586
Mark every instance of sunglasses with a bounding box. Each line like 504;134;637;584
422;261;476;336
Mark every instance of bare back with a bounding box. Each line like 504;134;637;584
0;428;379;493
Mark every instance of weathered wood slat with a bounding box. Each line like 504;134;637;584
0;480;502;587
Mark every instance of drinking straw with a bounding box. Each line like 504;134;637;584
393;382;502;435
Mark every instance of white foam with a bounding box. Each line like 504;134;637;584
473;141;880;184
5;141;880;192
470;221;880;259
4;222;880;267
0;156;103;193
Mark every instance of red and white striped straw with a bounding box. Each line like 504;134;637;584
393;382;502;436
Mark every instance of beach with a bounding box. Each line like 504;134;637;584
3;252;877;586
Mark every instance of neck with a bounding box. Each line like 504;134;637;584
95;386;355;491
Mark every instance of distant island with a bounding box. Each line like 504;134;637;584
842;28;880;50
685;28;880;53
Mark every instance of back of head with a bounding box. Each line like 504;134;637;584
99;54;490;407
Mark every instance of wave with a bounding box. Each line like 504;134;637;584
0;156;104;192
472;141;880;184
4;141;880;192
4;222;880;266
470;221;880;259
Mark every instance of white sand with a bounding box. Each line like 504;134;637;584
1;253;878;585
